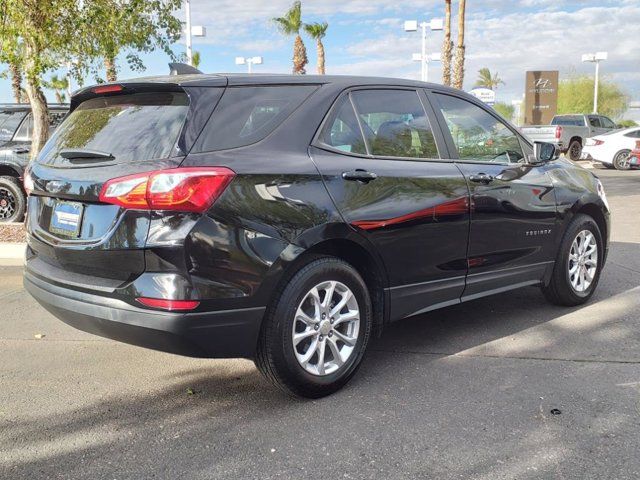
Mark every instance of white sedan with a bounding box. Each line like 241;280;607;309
582;127;640;170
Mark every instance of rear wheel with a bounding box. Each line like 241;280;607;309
0;176;26;223
567;140;582;161
256;256;372;398
612;150;632;170
542;214;603;306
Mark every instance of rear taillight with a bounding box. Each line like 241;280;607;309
555;126;562;139
99;167;235;213
586;138;604;146
136;297;200;311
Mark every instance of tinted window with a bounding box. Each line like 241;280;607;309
350;89;438;158
38;93;188;165
436;93;524;163
600;116;616;128
319;95;366;154
551;115;584;126
0;111;27;141
195;85;317;152
13;113;33;141
589;116;601;127
624;129;640;138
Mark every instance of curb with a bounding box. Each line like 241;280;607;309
0;242;26;267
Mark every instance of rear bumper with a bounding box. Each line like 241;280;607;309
24;270;265;358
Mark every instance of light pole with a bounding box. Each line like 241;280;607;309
582;51;608;114
183;0;206;66
404;18;443;82
235;56;263;74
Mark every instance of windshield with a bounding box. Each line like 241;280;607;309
38;92;189;165
551;116;584;126
0;111;27;141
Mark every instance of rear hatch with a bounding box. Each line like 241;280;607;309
27;86;195;282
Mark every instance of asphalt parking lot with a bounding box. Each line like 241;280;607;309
1;166;639;480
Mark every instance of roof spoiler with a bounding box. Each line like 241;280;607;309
169;63;203;76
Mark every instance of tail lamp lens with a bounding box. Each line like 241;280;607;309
136;297;200;311
99;167;235;213
555;126;562;139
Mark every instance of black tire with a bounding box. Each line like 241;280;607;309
542;214;604;306
567;140;582;161
0;176;26;223
256;256;373;398
612;150;632;170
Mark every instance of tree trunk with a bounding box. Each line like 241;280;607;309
9;62;23;104
55;91;63;104
316;39;325;75
452;0;466;90
104;56;117;82
293;35;308;75
24;78;49;159
442;0;453;86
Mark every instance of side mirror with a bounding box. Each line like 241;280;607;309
529;141;559;165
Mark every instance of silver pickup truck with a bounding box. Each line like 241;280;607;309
521;114;617;161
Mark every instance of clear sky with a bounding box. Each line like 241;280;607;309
2;0;639;120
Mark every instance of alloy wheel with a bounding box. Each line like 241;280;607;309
613;151;631;170
292;280;360;376
568;229;598;293
0;187;17;221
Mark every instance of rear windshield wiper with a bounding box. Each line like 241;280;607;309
59;148;115;161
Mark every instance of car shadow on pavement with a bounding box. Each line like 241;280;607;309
2;242;640;479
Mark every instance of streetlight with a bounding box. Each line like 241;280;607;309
184;0;206;66
235;56;263;74
404;18;443;82
582;51;608;114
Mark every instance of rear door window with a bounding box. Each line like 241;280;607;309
588;116;602;128
13;113;34;141
318;95;367;155
38;92;189;166
0;111;27;141
194;85;317;152
350;89;439;159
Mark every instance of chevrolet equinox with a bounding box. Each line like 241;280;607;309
24;74;610;398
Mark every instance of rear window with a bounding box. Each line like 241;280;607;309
193;85;317;152
0;111;27;141
38;92;188;165
551;116;584;126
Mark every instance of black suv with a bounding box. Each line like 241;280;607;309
24;75;610;397
0;104;68;222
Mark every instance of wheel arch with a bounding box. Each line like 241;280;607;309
0;165;22;179
267;227;390;337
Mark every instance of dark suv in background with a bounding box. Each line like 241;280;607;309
0;104;68;222
24;74;609;397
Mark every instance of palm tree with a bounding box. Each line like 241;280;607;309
304;22;328;74
273;1;308;75
474;68;504;90
441;0;453;86
192;51;201;69
44;74;69;104
9;62;23;104
452;0;466;89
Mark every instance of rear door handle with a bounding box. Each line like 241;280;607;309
342;169;378;183
469;173;494;184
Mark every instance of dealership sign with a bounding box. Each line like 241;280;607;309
524;71;559;125
469;87;496;106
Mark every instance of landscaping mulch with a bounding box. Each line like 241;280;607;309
0;223;26;243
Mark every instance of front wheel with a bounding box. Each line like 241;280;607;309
256;256;372;398
612;150;632;170
0;176;26;223
542;214;603;306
